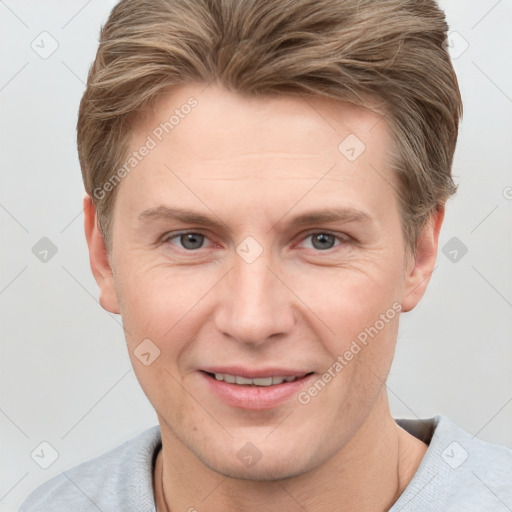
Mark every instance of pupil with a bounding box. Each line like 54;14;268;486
312;233;334;250
181;233;203;250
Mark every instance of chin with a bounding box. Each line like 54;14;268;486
206;456;310;482
192;438;317;482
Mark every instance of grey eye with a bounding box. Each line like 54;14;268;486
179;233;205;250
310;233;336;250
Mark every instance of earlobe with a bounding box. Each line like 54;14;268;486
401;205;445;313
83;195;120;314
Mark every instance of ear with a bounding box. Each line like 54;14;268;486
401;205;445;313
83;194;120;314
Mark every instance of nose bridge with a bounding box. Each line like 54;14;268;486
214;244;293;345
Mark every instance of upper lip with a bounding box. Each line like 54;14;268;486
200;366;313;379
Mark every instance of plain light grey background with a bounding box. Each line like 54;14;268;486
1;1;511;510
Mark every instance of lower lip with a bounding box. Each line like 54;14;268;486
199;371;315;410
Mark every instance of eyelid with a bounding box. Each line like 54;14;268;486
161;229;209;241
300;229;350;241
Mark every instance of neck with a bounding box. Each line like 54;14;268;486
154;392;428;512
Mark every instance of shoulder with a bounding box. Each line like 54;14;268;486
392;415;512;511
19;425;161;512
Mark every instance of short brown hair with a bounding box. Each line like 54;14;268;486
77;0;462;252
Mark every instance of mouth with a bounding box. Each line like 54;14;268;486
199;370;316;410
202;371;313;386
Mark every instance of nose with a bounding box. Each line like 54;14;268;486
213;247;295;347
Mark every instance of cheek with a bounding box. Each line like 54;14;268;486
291;254;404;334
116;266;202;416
114;263;210;345
113;264;217;404
311;311;400;436
294;256;403;397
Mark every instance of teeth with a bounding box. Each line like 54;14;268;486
253;377;273;386
235;376;253;385
213;373;299;386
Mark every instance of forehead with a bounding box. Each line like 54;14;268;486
116;83;397;226
135;84;388;166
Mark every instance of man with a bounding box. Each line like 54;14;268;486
20;0;511;510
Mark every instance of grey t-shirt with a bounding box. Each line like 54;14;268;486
19;415;512;511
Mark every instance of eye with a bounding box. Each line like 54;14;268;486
163;231;211;251
299;232;345;251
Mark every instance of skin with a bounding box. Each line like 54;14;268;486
84;83;443;511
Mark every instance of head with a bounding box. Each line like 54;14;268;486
81;0;462;480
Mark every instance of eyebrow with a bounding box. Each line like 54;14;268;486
137;205;373;231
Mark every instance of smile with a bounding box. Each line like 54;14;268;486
199;370;316;410
208;373;300;386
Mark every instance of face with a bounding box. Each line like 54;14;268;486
86;84;440;480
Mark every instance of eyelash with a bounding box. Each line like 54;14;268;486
160;230;349;252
